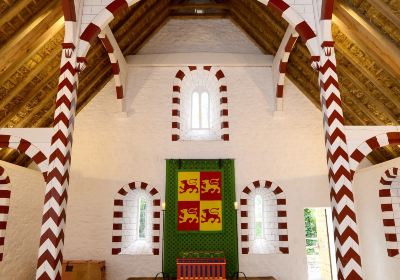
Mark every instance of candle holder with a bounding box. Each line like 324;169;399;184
154;203;168;280
233;201;247;280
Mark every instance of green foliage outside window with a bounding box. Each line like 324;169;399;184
304;208;318;255
138;197;147;239
254;195;263;239
255;222;263;238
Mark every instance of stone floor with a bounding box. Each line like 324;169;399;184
307;255;323;280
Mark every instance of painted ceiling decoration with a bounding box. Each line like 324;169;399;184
0;0;399;166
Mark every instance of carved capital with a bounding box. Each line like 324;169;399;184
322;41;335;56
310;56;321;71
62;42;75;58
76;57;87;72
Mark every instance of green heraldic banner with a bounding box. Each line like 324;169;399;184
164;159;238;277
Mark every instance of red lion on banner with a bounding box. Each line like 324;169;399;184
201;208;221;223
179;179;199;194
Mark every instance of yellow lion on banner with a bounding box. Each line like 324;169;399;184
179;208;199;224
201;179;220;194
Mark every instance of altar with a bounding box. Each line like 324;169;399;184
176;251;226;280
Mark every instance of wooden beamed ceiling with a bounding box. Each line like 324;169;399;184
0;0;399;167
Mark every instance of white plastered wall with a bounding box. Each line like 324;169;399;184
353;158;400;280
137;19;263;54
62;18;333;280
64;70;334;280
2;16;395;280
0;9;395;280
0;161;45;280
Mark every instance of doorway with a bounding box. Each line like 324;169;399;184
303;208;337;280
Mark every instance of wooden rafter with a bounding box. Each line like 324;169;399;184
169;1;229;18
366;0;400;30
169;3;229;10
0;0;62;76
0;0;33;27
123;1;171;54
230;8;274;54
112;0;171;54
337;64;399;124
0;49;63;128
0;21;64;86
0;48;61;110
333;31;400;115
1;0;400;168
333;3;400;79
230;0;286;54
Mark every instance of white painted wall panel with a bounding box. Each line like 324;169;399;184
64;63;331;280
0;161;45;280
2;14;394;280
137;19;263;54
353;158;400;280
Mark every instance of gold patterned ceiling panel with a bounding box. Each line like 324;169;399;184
345;0;400;47
0;0;399;166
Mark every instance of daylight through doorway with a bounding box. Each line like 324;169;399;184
304;208;337;280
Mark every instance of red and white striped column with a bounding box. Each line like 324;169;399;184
0;166;11;262
319;1;363;278
36;1;79;277
319;49;363;280
35;41;78;280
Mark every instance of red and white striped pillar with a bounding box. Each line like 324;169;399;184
35;42;78;280
36;1;79;278
319;1;363;279
0;166;11;262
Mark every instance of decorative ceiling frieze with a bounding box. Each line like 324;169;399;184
0;0;399;166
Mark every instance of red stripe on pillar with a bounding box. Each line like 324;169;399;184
80;23;101;43
106;0;128;16
116;86;123;99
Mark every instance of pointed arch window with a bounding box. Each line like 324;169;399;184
191;91;210;129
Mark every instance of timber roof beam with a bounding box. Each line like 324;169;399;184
333;3;400;79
